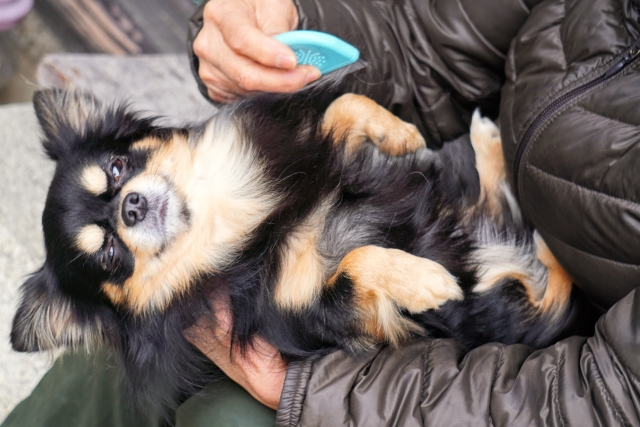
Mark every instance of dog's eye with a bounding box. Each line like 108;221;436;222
102;235;119;270
110;158;124;182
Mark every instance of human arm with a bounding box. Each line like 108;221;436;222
185;300;286;410
188;288;640;426
276;288;640;426
189;0;541;146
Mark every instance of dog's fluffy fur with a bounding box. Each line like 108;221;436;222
11;87;597;413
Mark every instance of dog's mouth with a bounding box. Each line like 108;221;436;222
144;195;169;233
119;187;190;255
158;198;168;225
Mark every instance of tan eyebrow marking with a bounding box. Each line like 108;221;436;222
80;164;108;195
76;224;106;254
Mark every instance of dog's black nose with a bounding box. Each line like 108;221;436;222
122;192;148;227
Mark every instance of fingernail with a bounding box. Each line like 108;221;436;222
305;68;322;84
275;53;296;69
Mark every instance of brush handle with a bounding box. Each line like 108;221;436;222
274;31;360;75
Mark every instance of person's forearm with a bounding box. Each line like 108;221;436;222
277;288;640;426
189;0;537;146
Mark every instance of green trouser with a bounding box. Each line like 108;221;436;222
2;349;276;427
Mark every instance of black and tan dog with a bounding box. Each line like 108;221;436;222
11;87;596;411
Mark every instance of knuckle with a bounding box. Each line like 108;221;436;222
198;66;214;82
282;79;303;93
285;5;299;28
203;0;224;21
192;36;208;58
234;68;258;91
208;91;225;103
226;28;252;53
276;75;304;93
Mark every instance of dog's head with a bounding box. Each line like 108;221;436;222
10;89;202;353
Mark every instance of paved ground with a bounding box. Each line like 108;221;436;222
0;10;65;105
0;103;55;421
0;53;216;422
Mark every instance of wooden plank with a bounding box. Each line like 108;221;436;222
36;0;197;54
37;53;218;125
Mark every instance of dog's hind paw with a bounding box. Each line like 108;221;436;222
328;246;462;345
470;110;505;197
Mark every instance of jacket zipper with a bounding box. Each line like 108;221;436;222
512;35;640;200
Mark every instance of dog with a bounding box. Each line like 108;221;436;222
11;86;597;413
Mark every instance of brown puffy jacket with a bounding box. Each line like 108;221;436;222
189;0;640;424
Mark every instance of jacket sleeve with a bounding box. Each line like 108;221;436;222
187;0;538;146
275;288;640;427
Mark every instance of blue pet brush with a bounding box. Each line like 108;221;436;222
274;31;360;75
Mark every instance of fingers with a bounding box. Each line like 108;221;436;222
199;61;245;102
208;0;298;69
194;0;321;102
184;300;286;410
216;14;297;70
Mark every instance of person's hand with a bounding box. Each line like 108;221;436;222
185;299;287;410
193;0;322;102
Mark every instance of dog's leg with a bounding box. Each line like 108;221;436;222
468;112;572;316
533;232;573;314
325;246;463;346
322;94;426;156
468;110;518;219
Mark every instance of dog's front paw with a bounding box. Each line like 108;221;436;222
323;94;426;156
329;246;462;345
369;118;426;157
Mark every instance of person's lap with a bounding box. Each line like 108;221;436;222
2;348;275;427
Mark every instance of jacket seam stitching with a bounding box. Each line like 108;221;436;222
536;230;640;270
573;105;640;129
552;344;567;427
429;91;450;111
585;336;630;426
601;313;640;406
515;0;529;14
290;361;310;427
488;346;505;426
420;339;436;426
525;164;640;212
455;0;505;60
561;0;569;75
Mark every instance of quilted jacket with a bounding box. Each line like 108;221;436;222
188;0;640;424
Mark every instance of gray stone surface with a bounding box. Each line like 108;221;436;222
38;53;218;125
0;103;55;422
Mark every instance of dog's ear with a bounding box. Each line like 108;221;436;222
32;89;103;160
11;264;115;352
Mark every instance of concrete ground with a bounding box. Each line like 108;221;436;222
0;53;216;422
0;11;65;105
0;12;68;421
0;103;55;421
